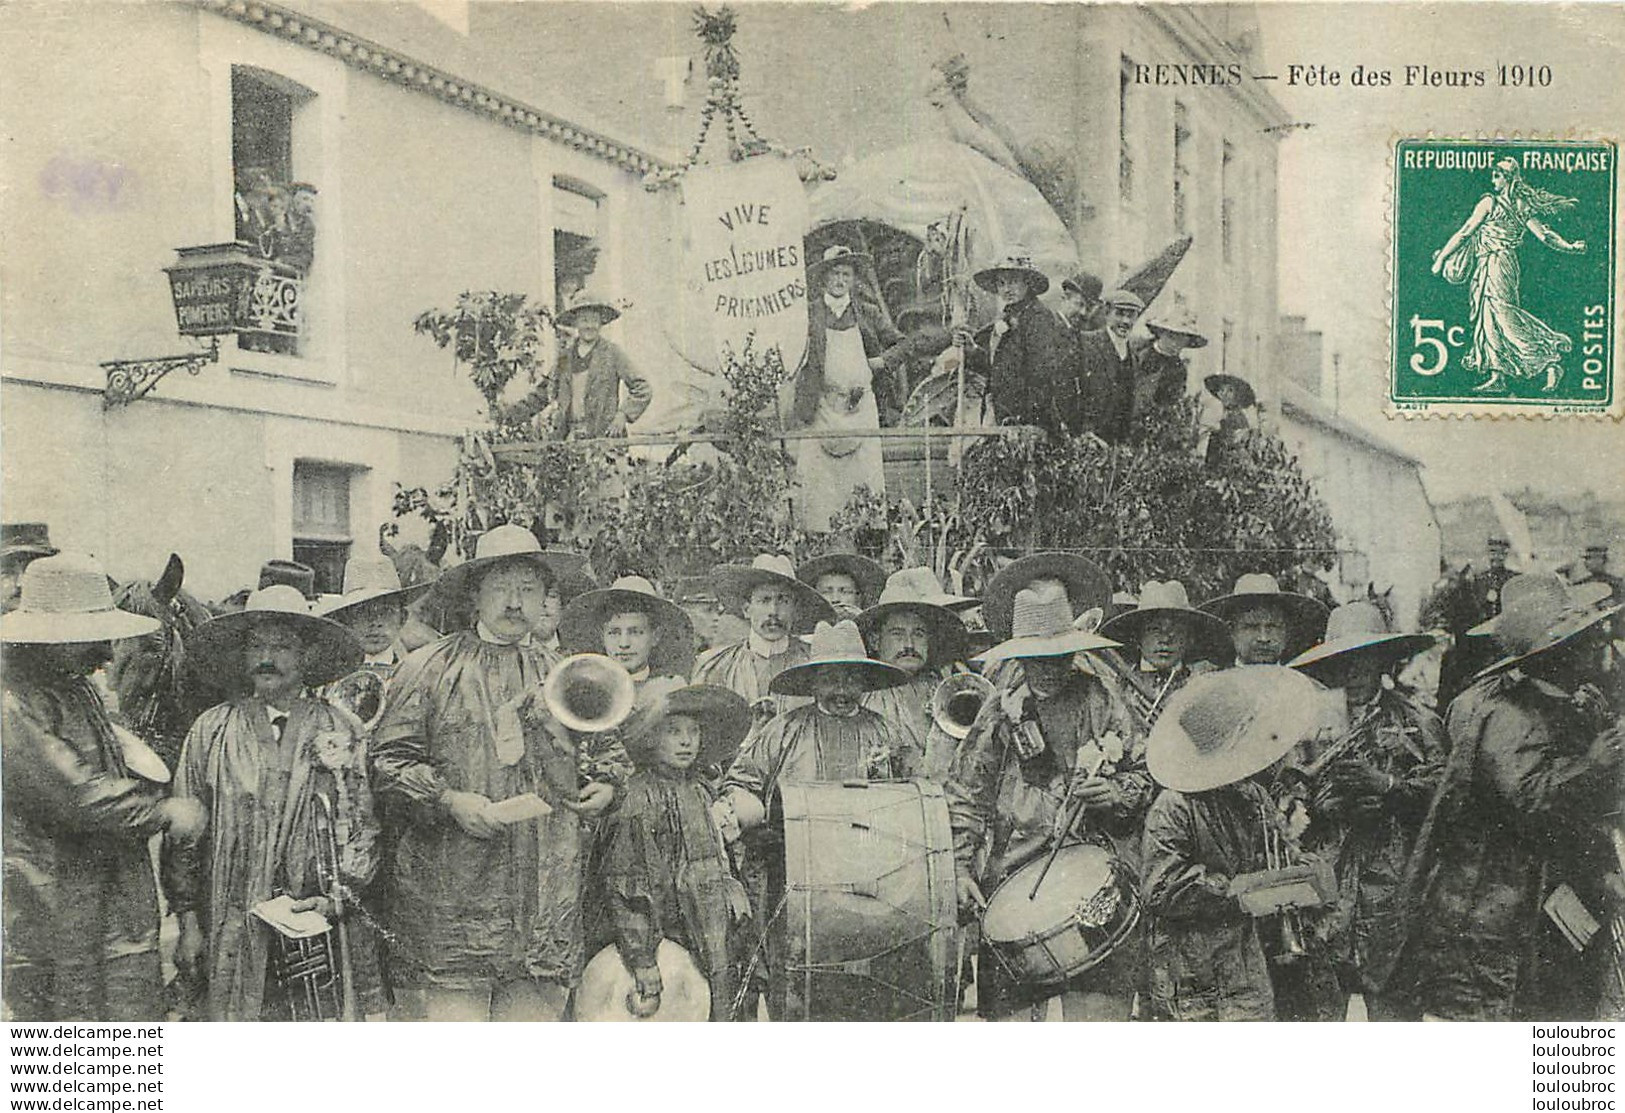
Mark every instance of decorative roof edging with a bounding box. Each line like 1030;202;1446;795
194;0;673;177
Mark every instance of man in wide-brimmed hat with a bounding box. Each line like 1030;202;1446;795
953;249;1075;433
315;554;432;725
1141;667;1329;1021
1072;287;1147;441
505;289;651;439
945;581;1143;1021
718;619;913;1019
1394;573;1623;1021
1200;373;1257;465
1100;580;1231;737
369;523;619;1021
1104;302;1206;441
693;554;837;719
162;581;377;1021
1286;602;1444;1020
856;567;972;781
797;551;887;621
2;552;205;1021
559;575;695;684
2;521;58;614
1202;572;1331;667
980;550;1114;691
595;680;752;1021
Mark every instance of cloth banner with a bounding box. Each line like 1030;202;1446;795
682;157;810;376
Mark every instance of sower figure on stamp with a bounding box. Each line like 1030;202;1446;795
2;553;205;1022
693;555;835;725
1141;667;1334;1021
946;582;1146;1021
1099;580;1232;742
1394;574;1623;1021
857;567;976;783
161;583;378;1021
1285;602;1445;1020
591;681;752;1022
369;525;618;1021
716;620;914;1018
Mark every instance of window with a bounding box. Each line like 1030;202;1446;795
1221;141;1236;265
231;67;316;356
292;461;352;594
1119;56;1136;204
1173;102;1192;234
553;178;603;313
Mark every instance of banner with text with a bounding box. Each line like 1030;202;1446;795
683;157;809;376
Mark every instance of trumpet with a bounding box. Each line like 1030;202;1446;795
932;672;996;740
543;653;637;733
267;790;356;1021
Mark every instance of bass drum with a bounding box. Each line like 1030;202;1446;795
767;780;959;1021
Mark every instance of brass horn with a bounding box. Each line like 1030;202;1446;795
543;653;637;733
932;671;996;740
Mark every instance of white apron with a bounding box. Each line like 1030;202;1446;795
794;324;886;531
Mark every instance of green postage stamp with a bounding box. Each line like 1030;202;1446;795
1390;138;1618;416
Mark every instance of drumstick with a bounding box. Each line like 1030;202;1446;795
1028;750;1108;900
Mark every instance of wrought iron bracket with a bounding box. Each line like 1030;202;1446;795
102;338;220;408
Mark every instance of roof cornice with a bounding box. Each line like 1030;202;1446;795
194;0;672;177
1141;7;1295;134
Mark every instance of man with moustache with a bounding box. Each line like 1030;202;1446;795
3;552;205;1021
693;555;836;722
162;581;376;1021
1072;289;1147;442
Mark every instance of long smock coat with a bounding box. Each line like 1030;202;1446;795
861;669;955;781
161;697;379;1021
944;672;1145;1013
1303;687;1444;997
3;668;169;1021
370;632;584;990
601;767;740;1021
691;638;812;720
1140;781;1279;1021
1392;670;1621;1020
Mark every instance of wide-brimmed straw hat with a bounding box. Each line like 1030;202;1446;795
424;525;586;621
713;554;836;635
576;939;711;1023
188;584;362;690
557;288;621;328
1288;601;1436;679
1467;573;1620;674
769;620;910;697
807;244;870;285
984;552;1113;639
1203;374;1257;409
1200;573;1329;648
976;581;1121;664
1;522;57;564
797;552;887;611
558;575;696;678
1147;666;1327;793
1;552;161;644
623;678;751;770
1101;580;1233;664
856;567;969;671
1144;304;1209;348
973;250;1050;296
315;555;430;622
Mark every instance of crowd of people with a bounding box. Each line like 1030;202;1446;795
3;508;1621;1024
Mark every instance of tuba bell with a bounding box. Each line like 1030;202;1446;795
932;672;996;740
543;653;637;733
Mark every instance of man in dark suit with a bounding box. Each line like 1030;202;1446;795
1059;271;1105;334
953;252;1074;434
1115;303;1206;437
504;290;651;439
1072;288;1145;440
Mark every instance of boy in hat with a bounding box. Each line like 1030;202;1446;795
559;575;696;686
857;567;974;781
952;251;1074;433
1072;288;1147;441
945;582;1142;1020
1141;667;1331;1021
369;525;618;1021
1100;580;1230;738
1;522;56;613
1287;603;1444;1019
161;583;378;1021
797;552;887;621
3;553;205;1021
717;619;914;1018
694;555;837;720
504;290;651;439
599;681;752;1021
1395;574;1623;1021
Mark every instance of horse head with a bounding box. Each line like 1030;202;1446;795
109;554;215;764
